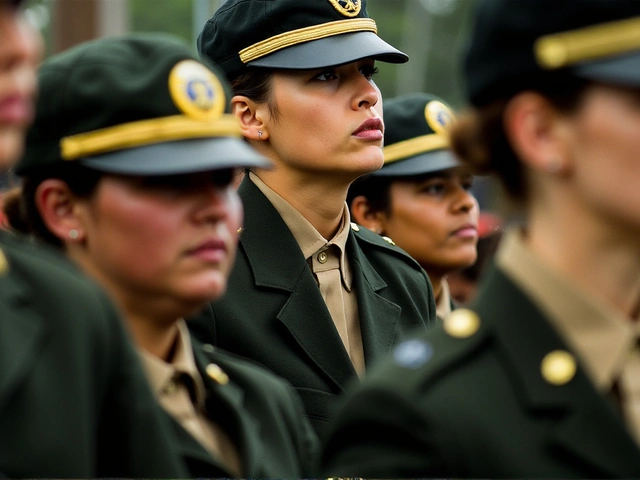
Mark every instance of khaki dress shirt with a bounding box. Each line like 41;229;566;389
139;320;242;476
250;172;365;374
498;227;640;445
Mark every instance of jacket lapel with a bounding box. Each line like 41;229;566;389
348;235;401;365
238;178;356;391
193;347;264;477
474;267;640;477
0;256;47;416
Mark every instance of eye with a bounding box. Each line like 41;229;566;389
462;176;474;191
359;64;379;81
421;182;446;195
313;68;338;82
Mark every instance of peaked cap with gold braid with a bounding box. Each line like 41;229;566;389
197;0;408;82
16;33;270;176
371;93;461;177
466;0;640;107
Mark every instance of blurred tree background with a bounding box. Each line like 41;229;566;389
25;0;475;109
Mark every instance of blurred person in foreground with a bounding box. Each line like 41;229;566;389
0;1;188;477
322;0;640;477
5;33;318;478
348;93;479;319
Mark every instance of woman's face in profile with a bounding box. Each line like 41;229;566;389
0;0;41;169
74;169;244;317
561;83;640;233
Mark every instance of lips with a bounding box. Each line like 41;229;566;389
451;224;479;239
0;94;33;125
353;117;383;139
187;239;228;263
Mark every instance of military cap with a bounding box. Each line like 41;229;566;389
466;0;640;107
197;0;408;81
16;33;270;176
371;93;460;177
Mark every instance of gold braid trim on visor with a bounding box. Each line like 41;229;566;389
535;15;640;69
239;18;378;64
383;133;450;165
60;114;242;161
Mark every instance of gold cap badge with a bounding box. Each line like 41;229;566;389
327;0;361;17
169;60;225;121
541;350;576;386
424;100;455;135
444;309;480;339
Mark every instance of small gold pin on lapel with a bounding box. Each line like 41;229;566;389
0;249;8;276
206;363;229;385
541;350;576;385
382;236;395;245
443;308;480;339
237;227;244;234
350;222;360;232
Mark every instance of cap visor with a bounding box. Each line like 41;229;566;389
80;137;271;175
372;149;461;177
248;31;408;70
573;51;640;87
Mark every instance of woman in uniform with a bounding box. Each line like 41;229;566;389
348;93;479;319
0;1;188;477
191;0;437;440
322;0;640;477
6;33;317;478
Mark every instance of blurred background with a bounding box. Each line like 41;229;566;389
22;0;475;109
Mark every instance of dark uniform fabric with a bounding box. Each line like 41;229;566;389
168;336;318;477
189;177;436;440
321;265;640;478
0;231;187;478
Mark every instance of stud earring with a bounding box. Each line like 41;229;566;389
258;130;263;140
68;229;79;240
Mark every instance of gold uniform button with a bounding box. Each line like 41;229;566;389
206;363;229;385
350;222;360;232
163;380;177;395
382;236;395;245
443;309;480;338
237;227;244;234
318;251;328;264
541;350;576;386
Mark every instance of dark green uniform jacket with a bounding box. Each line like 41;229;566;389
168;335;318;477
0;231;187;478
321;266;640;478
190;177;436;439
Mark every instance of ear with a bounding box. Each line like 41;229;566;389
503;91;572;176
231;95;270;141
350;195;385;234
35;179;87;244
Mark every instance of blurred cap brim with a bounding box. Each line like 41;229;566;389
248;31;408;70
372;149;461;177
573;51;640;87
80;137;271;175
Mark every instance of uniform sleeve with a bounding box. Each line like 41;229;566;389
321;386;450;478
95;292;189;478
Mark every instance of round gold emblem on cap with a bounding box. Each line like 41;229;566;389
168;60;225;121
424;100;455;135
206;363;229;385
540;350;576;386
444;309;480;339
327;0;361;17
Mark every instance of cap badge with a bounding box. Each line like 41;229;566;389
424;100;455;135
168;60;225;121
327;0;361;17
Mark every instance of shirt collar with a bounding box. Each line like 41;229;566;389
436;278;453;320
497;227;638;391
249;172;353;290
138;319;207;409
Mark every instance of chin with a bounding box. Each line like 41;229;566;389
0;135;25;170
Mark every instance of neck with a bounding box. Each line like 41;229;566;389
253;169;350;239
527;190;640;319
429;274;443;303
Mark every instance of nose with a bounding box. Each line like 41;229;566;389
453;187;478;215
193;182;243;230
0;9;42;75
352;76;380;110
